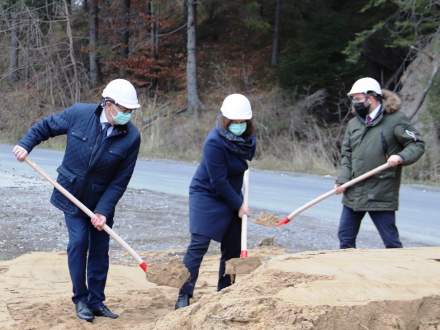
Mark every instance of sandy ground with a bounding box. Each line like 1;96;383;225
1;247;440;329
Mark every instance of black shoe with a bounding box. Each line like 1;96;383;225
90;304;119;319
75;301;94;322
175;294;190;309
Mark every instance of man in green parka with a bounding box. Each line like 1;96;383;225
335;77;425;248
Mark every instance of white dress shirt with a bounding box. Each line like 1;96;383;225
100;109;114;137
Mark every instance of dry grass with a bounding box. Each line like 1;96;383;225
0;82;437;184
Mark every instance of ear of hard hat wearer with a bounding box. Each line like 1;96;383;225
220;94;252;120
347;77;382;96
102;79;141;109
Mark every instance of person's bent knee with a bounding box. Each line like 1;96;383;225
67;237;89;253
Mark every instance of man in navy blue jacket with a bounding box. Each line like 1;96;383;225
12;79;141;322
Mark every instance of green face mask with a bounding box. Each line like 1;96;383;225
228;122;247;136
113;110;132;125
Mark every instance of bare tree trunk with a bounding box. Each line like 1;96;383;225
186;0;200;115
66;0;72;14
64;0;80;101
154;5;160;59
88;0;99;86
271;0;281;66
8;10;19;82
149;0;159;59
121;0;130;58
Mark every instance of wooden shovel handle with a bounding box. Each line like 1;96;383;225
24;157;147;271
286;162;391;220
240;170;250;256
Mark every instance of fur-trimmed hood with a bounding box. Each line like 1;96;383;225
382;89;401;113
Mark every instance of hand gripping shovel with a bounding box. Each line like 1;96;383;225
255;163;392;227
225;170;262;276
24;157;148;274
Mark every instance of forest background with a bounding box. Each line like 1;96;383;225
0;0;439;183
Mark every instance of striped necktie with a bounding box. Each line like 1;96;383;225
366;115;372;125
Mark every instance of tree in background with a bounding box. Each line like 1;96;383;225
88;0;99;86
186;0;201;115
7;2;18;82
271;0;281;66
121;0;130;58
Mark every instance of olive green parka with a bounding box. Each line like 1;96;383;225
336;90;425;211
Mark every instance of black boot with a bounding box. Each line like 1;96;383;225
90;304;119;319
175;293;190;309
75;301;94;322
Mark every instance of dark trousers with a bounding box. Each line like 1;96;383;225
65;214;112;308
338;205;403;249
179;218;241;297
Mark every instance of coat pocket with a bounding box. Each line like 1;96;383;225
50;166;78;214
70;130;88;142
367;170;397;203
108;148;126;159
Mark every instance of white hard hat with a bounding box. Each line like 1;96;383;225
347;77;382;96
220;94;252;120
102;79;141;109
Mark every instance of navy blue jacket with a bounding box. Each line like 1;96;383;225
189;128;255;242
18;103;140;219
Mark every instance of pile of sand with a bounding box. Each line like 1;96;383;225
1;247;440;329
156;247;440;329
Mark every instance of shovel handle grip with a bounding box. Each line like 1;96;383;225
24;157;147;272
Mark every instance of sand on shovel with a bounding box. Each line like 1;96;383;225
253;212;280;227
225;256;262;275
145;258;190;288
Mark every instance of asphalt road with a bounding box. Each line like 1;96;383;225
1;143;439;246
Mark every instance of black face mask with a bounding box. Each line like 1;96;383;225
352;101;370;118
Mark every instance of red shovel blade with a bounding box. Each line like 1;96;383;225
240;250;248;258
139;261;148;272
276;216;290;226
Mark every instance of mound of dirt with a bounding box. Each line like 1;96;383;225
1;247;440;329
155;247;440;329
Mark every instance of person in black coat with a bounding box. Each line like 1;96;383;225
175;94;256;309
12;79;141;322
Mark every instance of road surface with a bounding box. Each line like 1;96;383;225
1;144;438;247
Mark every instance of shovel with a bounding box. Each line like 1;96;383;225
225;170;262;275
24;157;148;274
255;162;392;227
